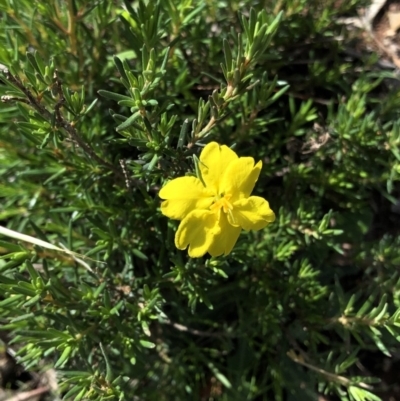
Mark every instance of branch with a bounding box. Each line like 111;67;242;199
2;69;121;177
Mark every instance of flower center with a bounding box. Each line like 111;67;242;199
210;193;233;214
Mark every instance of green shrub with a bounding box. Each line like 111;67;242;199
0;1;400;400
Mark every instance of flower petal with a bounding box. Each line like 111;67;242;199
160;176;213;220
221;157;262;202
207;212;241;257
175;210;221;258
199;142;238;194
229;196;275;230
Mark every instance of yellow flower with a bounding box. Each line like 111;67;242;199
159;142;275;258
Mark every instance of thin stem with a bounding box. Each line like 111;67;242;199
197;116;216;139
287;350;373;390
67;0;77;56
7;11;41;54
3;69;120;177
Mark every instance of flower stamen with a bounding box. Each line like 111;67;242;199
210;194;233;214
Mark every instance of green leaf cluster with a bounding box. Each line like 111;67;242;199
0;0;399;400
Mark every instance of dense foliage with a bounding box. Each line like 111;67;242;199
1;0;400;400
